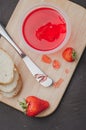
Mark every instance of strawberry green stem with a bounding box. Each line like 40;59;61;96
72;50;77;60
19;99;28;113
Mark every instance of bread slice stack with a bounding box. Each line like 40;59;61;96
0;48;22;98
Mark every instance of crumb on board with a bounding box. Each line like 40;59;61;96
65;69;70;74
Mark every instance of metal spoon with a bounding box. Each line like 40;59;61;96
0;23;53;87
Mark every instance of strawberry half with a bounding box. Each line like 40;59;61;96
62;47;77;62
19;96;49;117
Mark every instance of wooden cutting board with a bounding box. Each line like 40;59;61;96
0;0;86;117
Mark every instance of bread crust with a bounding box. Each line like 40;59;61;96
0;70;19;92
0;48;22;98
0;75;22;98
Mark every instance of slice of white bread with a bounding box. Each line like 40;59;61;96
1;76;22;98
0;70;19;93
0;49;14;84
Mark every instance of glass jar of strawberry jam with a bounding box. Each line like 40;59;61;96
21;3;71;54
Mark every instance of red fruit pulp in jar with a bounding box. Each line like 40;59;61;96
22;7;67;51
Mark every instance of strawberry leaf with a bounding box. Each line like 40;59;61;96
19;99;28;113
72;50;77;60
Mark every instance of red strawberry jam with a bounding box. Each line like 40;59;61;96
22;7;67;52
36;22;66;42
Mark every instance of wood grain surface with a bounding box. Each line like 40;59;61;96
0;0;86;117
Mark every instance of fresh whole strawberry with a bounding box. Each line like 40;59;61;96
19;96;49;117
62;47;77;62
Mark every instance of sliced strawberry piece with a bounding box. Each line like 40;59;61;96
42;55;52;64
52;60;61;69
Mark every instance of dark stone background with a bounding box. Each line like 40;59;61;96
0;0;86;130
